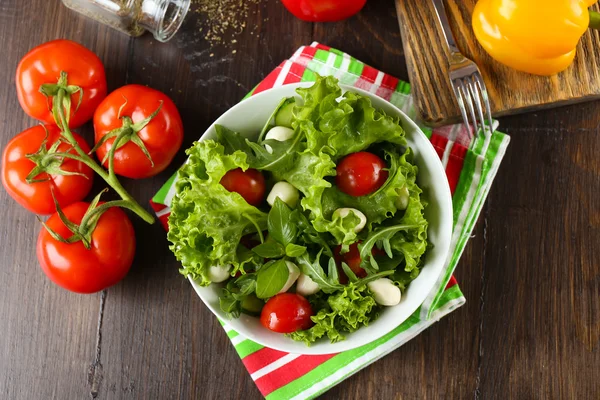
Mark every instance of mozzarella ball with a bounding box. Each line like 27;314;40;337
264;126;295;154
295;273;320;296
278;261;301;294
367;278;401;306
208;264;232;283
265;126;295;141
267;181;300;208
332;208;367;233
396;187;410;210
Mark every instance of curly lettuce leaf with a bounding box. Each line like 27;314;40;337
167;140;267;285
289;283;380;345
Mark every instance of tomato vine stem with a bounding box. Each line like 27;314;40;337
51;74;154;224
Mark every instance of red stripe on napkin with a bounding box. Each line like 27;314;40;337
255;354;337;396
446;143;468;194
254;63;285;94
283;62;306;85
242;348;289;374
430;133;448;160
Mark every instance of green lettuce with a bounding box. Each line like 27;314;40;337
167;140;267;285
289;283;380;345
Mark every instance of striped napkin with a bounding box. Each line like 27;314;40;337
150;42;510;399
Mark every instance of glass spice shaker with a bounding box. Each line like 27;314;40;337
61;0;190;42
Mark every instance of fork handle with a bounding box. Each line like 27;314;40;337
431;0;461;55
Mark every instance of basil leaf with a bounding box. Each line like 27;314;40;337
234;274;257;298
268;198;297;246
252;242;285;258
256;259;289;299
285;243;306;258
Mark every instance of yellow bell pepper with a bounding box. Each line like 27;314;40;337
472;0;600;76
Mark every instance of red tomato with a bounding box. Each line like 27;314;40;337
260;293;314;333
336;151;388;197
220;168;266;206
16;40;107;128
281;0;367;22
37;202;136;293
1;125;94;215
94;84;184;179
334;242;384;284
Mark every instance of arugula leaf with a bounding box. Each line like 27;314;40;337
219;273;257;318
258;97;290;142
215;124;253;158
285;243;306;257
252;242;285;258
256;259;289;299
246;134;304;171
297;250;342;294
358;223;420;273
341;262;358;283
292;208;333;256
268;198;297;246
167;140;267;285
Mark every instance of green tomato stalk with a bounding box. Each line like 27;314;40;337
39;71;155;224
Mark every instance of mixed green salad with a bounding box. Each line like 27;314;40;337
167;75;429;345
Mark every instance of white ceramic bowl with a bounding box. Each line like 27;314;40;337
188;82;452;355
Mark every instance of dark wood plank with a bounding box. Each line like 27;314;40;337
95;2;311;399
0;1;131;399
1;0;599;399
481;104;600;399
396;0;600;126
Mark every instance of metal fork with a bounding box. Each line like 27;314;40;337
431;0;493;142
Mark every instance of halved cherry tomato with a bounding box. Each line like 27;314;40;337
220;168;266;206
16;39;107;128
1;125;94;215
37;202;136;294
260;293;314;333
334;242;385;284
94;84;184;179
336;151;388;197
281;0;367;22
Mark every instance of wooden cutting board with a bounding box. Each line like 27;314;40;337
395;0;600;126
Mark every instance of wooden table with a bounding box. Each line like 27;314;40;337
0;1;598;399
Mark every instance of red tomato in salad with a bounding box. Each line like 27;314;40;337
94;84;184;179
260;293;314;333
1;125;94;215
281;0;367;22
336;152;388;197
16;39;107;128
37;202;136;294
220;168;266;206
334;242;385;284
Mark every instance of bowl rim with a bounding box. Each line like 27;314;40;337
187;81;453;354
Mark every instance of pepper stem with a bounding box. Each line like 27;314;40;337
590;10;600;30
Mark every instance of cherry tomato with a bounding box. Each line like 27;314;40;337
220;168;266;206
94;84;184;179
37;202;136;294
16;40;107;128
1;125;94;215
260;293;314;333
281;0;367;22
336;151;388;197
334;242;385;284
